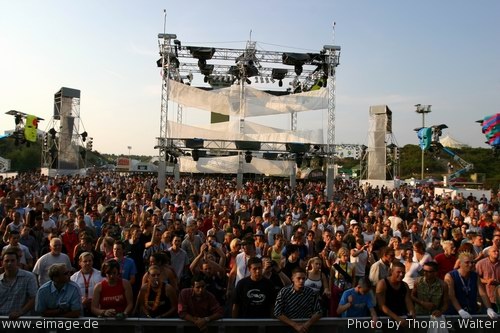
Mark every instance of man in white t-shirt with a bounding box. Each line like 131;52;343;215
32;237;72;287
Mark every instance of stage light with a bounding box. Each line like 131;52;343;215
235;141;261;151
286;143;310;153
48;128;57;139
200;65;214;77
265;77;270;84
255;77;259;83
294;64;303;76
272;68;287;80
185;138;204;149
228;65;240;78
244;151;253;163
188;47;215;60
295;153;304;168
192;149;200;161
246;78;251;84
279;80;283;87
80;131;88;142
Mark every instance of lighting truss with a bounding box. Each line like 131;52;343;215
159;39;333;92
155;137;361;159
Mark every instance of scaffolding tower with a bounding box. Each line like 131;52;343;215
41;87;91;173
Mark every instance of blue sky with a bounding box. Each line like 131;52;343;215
1;1;499;156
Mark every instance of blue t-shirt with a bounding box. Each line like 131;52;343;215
339;287;374;317
120;257;137;281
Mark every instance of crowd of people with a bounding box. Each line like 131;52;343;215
0;171;499;331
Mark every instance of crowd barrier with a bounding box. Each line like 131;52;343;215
0;315;496;333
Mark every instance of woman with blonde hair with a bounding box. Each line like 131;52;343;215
305;257;330;298
225;238;241;275
331;247;356;291
388;236;404;261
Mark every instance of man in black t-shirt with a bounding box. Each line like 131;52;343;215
232;256;276;318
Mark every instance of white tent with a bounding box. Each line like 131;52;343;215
439;135;469;148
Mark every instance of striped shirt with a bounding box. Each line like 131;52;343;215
274;285;322;319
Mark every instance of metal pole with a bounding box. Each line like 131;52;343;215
421;113;424;180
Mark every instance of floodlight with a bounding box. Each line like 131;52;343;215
185;138;204;149
192;149;200;161
286;143;310;153
200;65;214;77
228;66;240;79
48;128;57;139
235;141;261;151
271;68;287;80
158;33;177;40
294;64;303;76
244;63;259;77
282;53;310;66
295;153;304;168
188;47;215;60
244;151;253;163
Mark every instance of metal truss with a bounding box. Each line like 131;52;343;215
156;137;361;158
156;32;341;188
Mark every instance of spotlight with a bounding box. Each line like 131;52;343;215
255;77;259;83
48;128;57;139
272;68;287;81
295;153;304;168
245;78;251;84
192;149;200;162
188;47;215;60
80;131;88;142
294;64;303;76
198;59;207;69
14;115;22;125
279;80;283;87
244;151;253;163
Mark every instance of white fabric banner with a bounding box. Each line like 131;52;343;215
169;79;328;117
178;155;292;176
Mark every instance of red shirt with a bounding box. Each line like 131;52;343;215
99;279;127;312
61;231;79;262
434;253;457;280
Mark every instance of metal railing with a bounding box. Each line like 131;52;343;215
0;315;496;333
